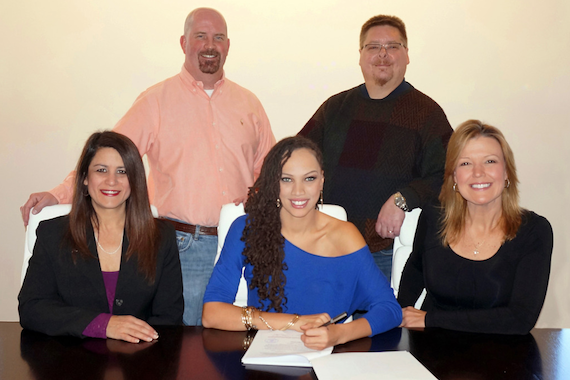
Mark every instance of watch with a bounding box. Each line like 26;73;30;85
394;192;409;212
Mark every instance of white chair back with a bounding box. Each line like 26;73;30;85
23;204;72;284
23;204;159;284
216;203;348;307
391;208;425;308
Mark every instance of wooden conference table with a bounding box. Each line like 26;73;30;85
2;322;569;379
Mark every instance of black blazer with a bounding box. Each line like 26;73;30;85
19;216;183;338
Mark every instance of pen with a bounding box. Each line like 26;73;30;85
320;312;348;327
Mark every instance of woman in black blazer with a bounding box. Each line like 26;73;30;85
19;131;183;343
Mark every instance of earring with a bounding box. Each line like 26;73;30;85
276;198;281;208
452;183;458;192
319;190;324;208
505;179;510;188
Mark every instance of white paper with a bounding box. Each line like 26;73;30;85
241;330;333;367
311;351;437;380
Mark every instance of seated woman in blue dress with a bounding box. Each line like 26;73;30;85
398;120;553;334
19;131;183;343
202;136;401;350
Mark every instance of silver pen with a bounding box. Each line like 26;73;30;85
320;312;348;327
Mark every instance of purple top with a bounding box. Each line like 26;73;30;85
82;271;119;338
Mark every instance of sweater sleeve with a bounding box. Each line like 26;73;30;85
355;247;403;336
203;216;247;304
399;106;452;210
297;101;326;153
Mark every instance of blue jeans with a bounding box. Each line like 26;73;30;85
175;227;218;326
371;248;393;283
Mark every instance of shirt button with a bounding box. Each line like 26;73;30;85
219;168;223;172
222;191;226;195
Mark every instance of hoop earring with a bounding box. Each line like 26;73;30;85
453;183;457;192
319;190;324;208
505;179;510;188
276;198;281;208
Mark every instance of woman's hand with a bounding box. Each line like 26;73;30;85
400;306;426;328
291;313;331;333
106;315;159;343
300;323;340;351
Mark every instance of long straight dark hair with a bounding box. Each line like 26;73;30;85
66;131;160;283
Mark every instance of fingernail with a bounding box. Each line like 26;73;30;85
154;332;159;339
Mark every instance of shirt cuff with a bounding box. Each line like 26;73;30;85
82;313;112;339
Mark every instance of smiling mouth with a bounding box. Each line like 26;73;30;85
200;50;219;59
101;190;120;196
291;200;308;208
471;183;491;189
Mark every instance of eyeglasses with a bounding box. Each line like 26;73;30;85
362;43;405;54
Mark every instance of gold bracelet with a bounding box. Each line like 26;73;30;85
258;313;275;330
280;314;300;331
241;306;258;330
241;306;248;329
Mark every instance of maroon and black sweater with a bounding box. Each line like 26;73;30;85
299;81;453;252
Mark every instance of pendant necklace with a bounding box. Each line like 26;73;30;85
95;231;124;255
468;229;484;256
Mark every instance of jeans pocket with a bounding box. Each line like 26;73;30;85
176;231;193;253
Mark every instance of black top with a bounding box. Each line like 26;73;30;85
19;216;183;338
299;82;452;251
398;205;553;334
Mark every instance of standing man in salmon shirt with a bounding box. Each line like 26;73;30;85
21;8;276;325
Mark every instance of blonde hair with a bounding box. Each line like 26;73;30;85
439;120;521;246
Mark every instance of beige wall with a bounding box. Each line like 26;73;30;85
2;0;569;327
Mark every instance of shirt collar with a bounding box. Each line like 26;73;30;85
359;79;411;100
179;65;226;91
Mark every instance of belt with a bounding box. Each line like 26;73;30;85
162;218;218;236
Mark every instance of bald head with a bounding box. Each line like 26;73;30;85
184;8;228;38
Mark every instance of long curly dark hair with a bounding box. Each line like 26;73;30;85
242;136;324;312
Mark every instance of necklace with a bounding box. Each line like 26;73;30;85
95;231;124;255
467;229;484;256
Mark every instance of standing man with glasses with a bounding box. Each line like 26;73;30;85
299;15;452;282
21;8;275;326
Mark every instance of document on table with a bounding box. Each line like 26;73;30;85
241;330;333;367
311;351;437;379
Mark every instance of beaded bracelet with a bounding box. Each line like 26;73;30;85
241;306;258;330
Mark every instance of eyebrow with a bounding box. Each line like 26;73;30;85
281;170;319;176
194;31;227;37
91;163;126;169
366;39;401;44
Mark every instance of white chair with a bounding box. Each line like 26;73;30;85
215;203;348;307
22;204;159;284
391;208;426;308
